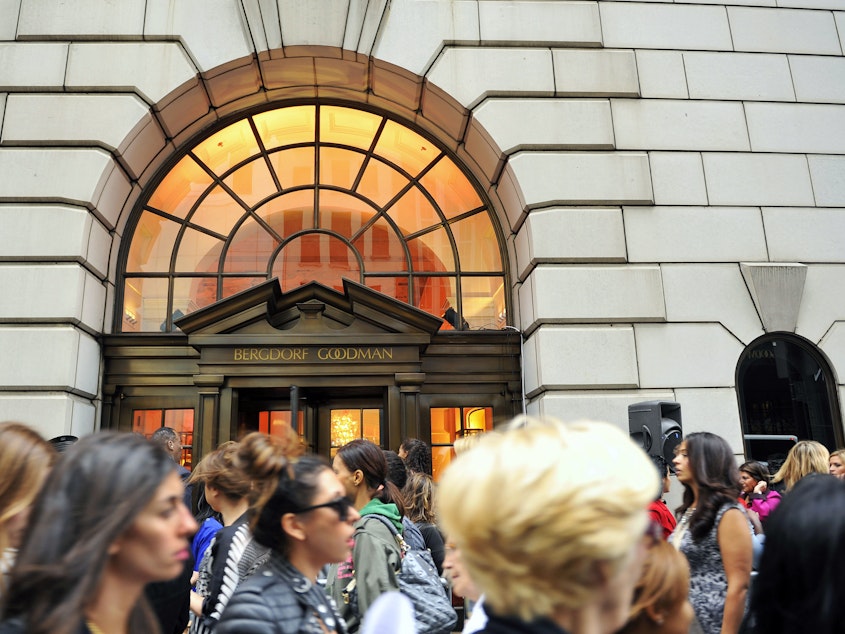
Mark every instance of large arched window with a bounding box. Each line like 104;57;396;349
737;335;843;463
120;104;507;332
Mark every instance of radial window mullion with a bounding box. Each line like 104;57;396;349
248;116;283;193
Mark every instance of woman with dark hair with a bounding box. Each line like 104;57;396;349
398;438;432;476
326;439;407;632
671;432;753;634
215;433;359;633
738;461;781;524
741;474;845;634
0;432;197;634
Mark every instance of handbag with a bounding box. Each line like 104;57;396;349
343;515;457;634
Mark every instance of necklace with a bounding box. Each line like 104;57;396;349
672;507;696;551
678;506;696;525
85;620;106;634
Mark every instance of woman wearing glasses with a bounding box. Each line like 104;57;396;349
216;433;359;634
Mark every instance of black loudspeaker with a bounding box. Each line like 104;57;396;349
628;400;683;464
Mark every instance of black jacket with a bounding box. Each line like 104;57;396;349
217;551;346;634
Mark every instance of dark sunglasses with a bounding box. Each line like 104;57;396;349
294;496;354;522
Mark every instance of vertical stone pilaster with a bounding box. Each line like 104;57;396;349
195;375;224;456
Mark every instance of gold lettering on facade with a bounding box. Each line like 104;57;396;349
234;347;392;362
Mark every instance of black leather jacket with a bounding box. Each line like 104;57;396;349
216;551;347;634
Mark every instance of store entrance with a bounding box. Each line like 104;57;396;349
236;387;385;457
102;280;523;474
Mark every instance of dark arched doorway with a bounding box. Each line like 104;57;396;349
737;335;842;465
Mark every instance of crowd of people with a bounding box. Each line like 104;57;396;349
0;418;844;634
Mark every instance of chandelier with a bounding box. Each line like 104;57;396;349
331;410;359;447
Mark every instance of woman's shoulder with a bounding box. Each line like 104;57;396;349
717;499;744;517
218;569;303;634
356;513;399;537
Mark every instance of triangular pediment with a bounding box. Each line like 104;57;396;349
174;278;444;342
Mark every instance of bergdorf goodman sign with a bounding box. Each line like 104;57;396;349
231;346;396;362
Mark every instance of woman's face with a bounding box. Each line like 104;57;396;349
739;470;758;494
296;469;360;566
332;454;358;501
672;443;692;485
442;541;481;602
829;455;845;479
108;470;198;585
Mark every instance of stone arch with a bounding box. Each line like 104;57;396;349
108;47;522;316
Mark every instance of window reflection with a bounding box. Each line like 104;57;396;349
148;156;212;219
193;119;260;176
127;212;178;273
430;406;493;480
223;157;279;207
320;106;381;150
387;186;441;235
420;156;483;219
451;213;502;272
224;218;278;274
274;234;361;292
255;105;316;149
190;186;245;236
122;104;505;332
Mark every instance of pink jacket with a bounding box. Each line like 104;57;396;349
745;489;782;522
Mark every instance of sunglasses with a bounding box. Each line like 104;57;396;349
294;496;354;522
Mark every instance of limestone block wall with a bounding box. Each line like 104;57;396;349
0;0;842;446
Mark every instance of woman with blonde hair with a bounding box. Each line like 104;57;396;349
0;422;55;596
617;540;694;634
403;471;445;574
770;440;829;493
452;432;484;456
438;418;658;634
828;448;845;479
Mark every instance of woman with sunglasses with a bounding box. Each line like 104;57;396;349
216;433;359;634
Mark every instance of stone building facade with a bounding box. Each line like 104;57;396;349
1;0;844;462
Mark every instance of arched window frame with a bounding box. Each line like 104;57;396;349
736;333;844;454
116;101;509;333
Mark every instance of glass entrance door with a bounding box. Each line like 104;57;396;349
237;389;384;458
323;403;382;457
